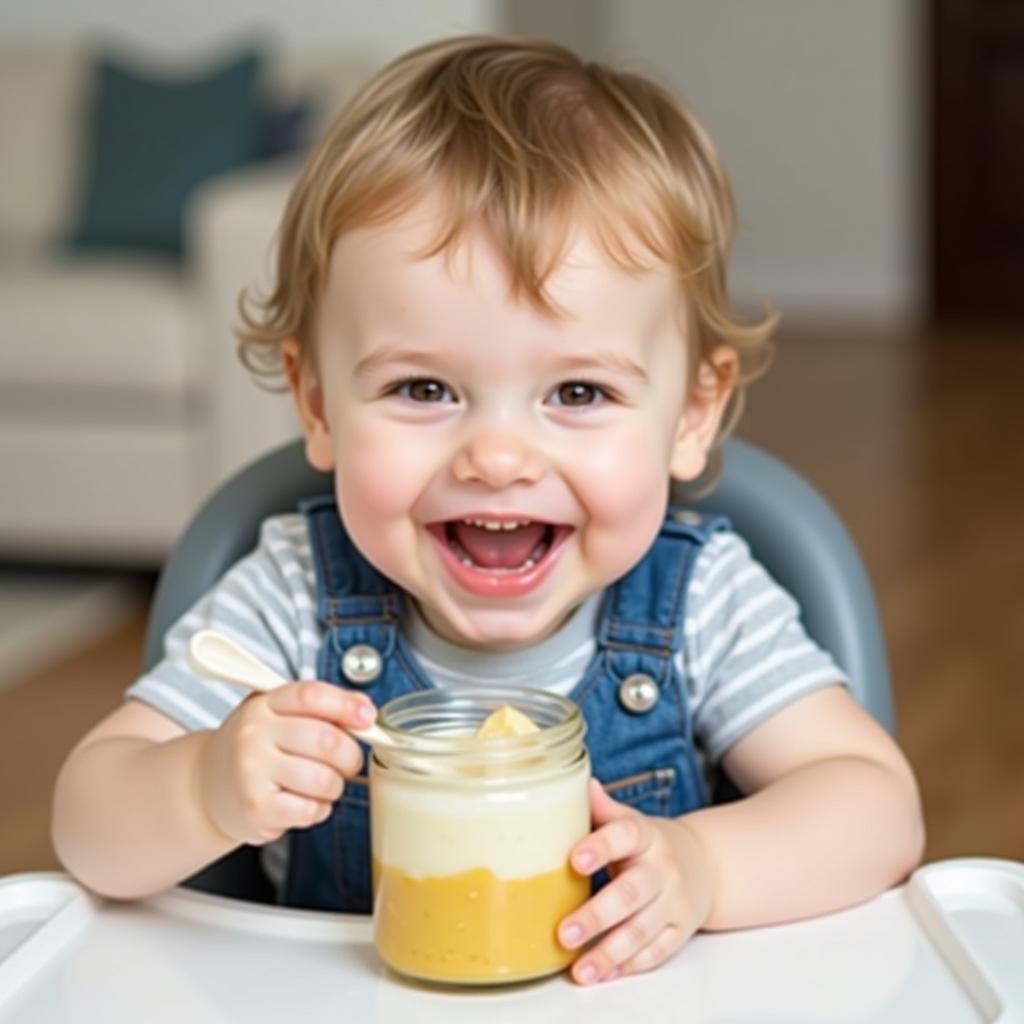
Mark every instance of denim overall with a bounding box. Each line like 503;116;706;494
284;496;729;912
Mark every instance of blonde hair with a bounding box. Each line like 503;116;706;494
238;35;777;475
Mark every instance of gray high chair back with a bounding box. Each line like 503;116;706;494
144;438;894;902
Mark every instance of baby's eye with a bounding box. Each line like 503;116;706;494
547;381;607;407
392;378;455;403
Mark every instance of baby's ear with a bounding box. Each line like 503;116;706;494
669;346;737;483
282;339;335;472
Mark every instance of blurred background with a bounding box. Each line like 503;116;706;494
0;1;1021;877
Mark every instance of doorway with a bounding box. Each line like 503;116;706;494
931;0;1024;322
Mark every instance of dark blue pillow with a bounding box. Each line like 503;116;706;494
259;97;316;159
68;48;265;257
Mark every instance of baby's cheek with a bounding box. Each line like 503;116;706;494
587;503;668;584
334;429;424;554
337;425;422;513
571;437;672;571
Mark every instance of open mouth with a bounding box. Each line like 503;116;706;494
426;518;571;576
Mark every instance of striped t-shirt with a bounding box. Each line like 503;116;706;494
128;513;847;763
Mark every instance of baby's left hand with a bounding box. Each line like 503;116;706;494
558;779;715;985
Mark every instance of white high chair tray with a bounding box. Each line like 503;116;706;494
0;858;1021;1023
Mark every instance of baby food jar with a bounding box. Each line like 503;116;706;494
370;686;591;986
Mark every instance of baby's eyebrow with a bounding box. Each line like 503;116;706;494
353;345;447;378
546;351;649;382
352;344;649;383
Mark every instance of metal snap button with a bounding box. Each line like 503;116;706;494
670;508;702;527
341;644;382;685
618;673;659;714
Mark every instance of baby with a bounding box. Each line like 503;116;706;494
53;35;924;985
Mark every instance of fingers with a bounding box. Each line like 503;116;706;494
559;859;661;951
571;806;652;876
560;804;693;986
614;923;686;977
204;681;373;846
266;680;376;731
588;778;633;827
263;789;333;835
576;919;686;984
273;716;365;778
272;751;346;804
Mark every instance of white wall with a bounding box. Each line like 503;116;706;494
0;0;500;61
3;0;922;325
605;1;924;325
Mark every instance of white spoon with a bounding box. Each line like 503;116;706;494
186;628;425;755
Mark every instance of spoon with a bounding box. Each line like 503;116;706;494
186;628;425;755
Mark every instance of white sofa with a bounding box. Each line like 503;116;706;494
0;48;375;565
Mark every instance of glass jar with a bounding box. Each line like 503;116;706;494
370;685;591;986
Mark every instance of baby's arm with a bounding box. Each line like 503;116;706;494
52;701;234;899
685;684;924;928
52;682;375;900
558;684;924;983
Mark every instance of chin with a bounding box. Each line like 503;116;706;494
441;605;561;651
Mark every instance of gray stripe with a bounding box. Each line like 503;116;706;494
682;534;847;757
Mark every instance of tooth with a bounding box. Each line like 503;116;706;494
459;517;541;531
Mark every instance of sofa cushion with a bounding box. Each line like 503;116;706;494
259;96;317;158
0;417;201;561
0;50;86;250
67;47;265;257
0;255;199;397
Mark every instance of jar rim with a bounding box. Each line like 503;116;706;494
374;685;586;779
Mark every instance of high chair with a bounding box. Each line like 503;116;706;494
141;437;894;902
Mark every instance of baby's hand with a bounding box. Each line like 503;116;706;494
196;681;376;846
558;779;715;985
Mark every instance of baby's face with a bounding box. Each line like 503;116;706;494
290;196;728;650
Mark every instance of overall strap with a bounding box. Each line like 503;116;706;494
597;507;730;678
299;494;401;658
568;506;733;840
287;496;430;914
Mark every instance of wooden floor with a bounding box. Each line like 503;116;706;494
1;324;1022;877
739;323;1024;863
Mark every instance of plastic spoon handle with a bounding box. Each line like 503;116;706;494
187;628;286;691
186;628;409;752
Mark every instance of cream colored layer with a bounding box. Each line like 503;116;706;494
370;761;590;879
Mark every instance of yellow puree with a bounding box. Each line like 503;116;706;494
373;858;588;984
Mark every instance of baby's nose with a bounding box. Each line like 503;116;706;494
451;430;545;488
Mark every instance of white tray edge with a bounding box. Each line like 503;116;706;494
904;857;1024;1024
0;872;98;1010
146;885;373;943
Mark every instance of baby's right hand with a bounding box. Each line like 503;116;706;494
196;681;376;846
